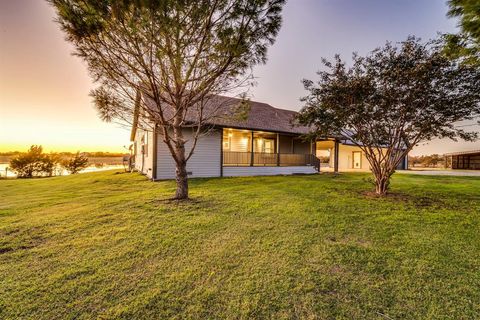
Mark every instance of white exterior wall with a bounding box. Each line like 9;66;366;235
156;129;222;179
133;128;155;179
336;144;407;171
337;144;372;171
223;166;317;177
316;141;400;172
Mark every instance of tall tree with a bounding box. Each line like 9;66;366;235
444;0;480;65
297;37;480;195
49;0;285;199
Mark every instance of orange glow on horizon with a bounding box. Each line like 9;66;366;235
0;1;130;154
0;144;126;153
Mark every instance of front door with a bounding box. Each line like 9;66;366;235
353;151;362;169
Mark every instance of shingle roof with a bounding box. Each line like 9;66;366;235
141;94;311;135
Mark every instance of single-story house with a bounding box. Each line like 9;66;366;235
130;95;408;180
446;150;480;170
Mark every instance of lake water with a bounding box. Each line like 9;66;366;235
0;163;125;178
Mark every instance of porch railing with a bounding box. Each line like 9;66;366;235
223;151;320;171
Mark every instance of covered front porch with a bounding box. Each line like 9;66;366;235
315;139;340;172
315;140;408;172
221;128;319;170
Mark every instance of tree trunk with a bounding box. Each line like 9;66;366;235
373;170;392;196
175;161;189;199
375;176;389;196
172;125;189;200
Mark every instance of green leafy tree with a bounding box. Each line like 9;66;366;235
297;37;480;195
409;154;447;168
9;145;60;178
444;0;480;65
62;152;89;174
421;154;443;168
49;0;285;199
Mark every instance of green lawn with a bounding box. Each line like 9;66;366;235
1;171;479;319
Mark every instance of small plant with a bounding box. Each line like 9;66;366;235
62;152;89;174
9;145;60;178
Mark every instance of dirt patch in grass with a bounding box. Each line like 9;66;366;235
0;244;37;255
361;191;409;200
0;247;14;254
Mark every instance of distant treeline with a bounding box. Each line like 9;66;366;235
0;151;127;157
409;154;451;168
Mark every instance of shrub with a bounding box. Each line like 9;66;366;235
9;145;60;178
61;152;89;174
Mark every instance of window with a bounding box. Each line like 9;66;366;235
263;139;275;153
222;129;234;151
223;133;231;150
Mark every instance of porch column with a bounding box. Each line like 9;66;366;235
276;133;280;166
152;124;158;180
312;139;320;172
334;139;339;173
250;131;254;166
220;129;223;177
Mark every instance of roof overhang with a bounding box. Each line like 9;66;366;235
445;150;480;156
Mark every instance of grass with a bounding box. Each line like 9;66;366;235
0;171;479;319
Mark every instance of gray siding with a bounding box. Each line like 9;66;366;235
156;129;221;179
223;166;316;177
279;135;293;153
293;139;311;154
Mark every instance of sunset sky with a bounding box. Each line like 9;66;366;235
0;0;479;155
